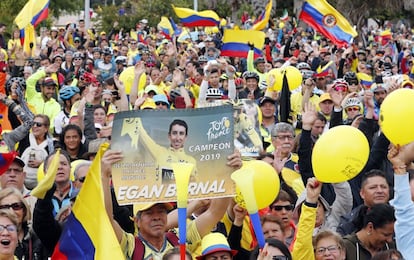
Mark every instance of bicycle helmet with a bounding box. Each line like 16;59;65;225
80;72;99;85
343;71;358;84
59;85;80;100
92;47;101;54
259;80;268;90
254;57;265;67
242;71;259;82
206;88;223;99
198;56;208;63
169;88;195;103
6;77;26;92
301;69;315;80
343;97;362;109
332;78;349;91
297;62;311;71
102;47;112;56
73;52;83;59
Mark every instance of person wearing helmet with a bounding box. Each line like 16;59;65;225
238;71;263;100
297;62;311;71
55;86;81;135
92;47;102;60
95;47;116;81
343;97;362;125
246;43;268;84
343;72;360;93
331;79;349;93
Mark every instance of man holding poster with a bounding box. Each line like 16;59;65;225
110;105;237;204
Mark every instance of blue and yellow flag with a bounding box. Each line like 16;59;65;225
172;5;220;27
51;143;124;259
251;0;272;31
299;0;357;47
221;29;265;58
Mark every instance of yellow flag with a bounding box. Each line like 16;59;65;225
31;149;60;199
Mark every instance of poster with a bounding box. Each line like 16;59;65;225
111;105;235;204
198;99;263;157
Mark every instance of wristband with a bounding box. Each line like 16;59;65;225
304;201;318;208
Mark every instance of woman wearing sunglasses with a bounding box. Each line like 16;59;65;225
18;114;54;189
0;188;47;259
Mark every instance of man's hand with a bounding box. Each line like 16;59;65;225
305;177;322;204
227;150;242;169
101;149;123;179
248;42;254;50
302;102;318;131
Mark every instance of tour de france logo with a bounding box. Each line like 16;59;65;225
323;14;337;27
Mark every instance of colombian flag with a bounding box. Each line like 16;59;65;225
251;0;272;31
357;72;373;89
158;16;174;40
299;0;357;47
172;5;220;27
0;151;18;175
15;0;49;30
221;29;265;59
51;143;124;260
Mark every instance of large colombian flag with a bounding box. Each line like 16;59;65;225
172;5;220;27
221;29;265;59
51;143;124;260
299;0;357;47
15;0;49;57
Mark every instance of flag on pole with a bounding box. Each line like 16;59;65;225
172;5;220;27
280;9;289;22
158;16;174;40
299;0;357;47
251;0;272;31
51;143;124;260
15;0;49;30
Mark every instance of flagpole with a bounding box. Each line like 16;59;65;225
85;0;90;29
194;0;198;11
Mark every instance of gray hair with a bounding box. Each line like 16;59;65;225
271;122;295;137
73;160;92;179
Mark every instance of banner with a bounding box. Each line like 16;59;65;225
111;106;235;204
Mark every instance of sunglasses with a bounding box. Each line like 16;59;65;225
0;202;24;211
0;224;17;233
272;256;289;260
333;86;347;92
271;204;294;211
77;176;86;183
155;101;168;106
33;122;46;127
346;106;360;112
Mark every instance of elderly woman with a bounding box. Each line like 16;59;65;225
0;209;20;260
0;188;46;259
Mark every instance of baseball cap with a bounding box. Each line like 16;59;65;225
144;85;159;95
259;96;276;106
319;93;332;103
134;203;173;215
43;77;57;86
13;156;25;167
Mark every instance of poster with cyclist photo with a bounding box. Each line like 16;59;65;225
110;105;236;204
198;99;263;157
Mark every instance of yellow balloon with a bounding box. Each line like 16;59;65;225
312;125;369;183
267;68;283;91
379;88;414;145
279;22;285;29
268;66;302;91
283;66;302;91
234;160;280;209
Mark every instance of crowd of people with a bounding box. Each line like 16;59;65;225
0;10;413;260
